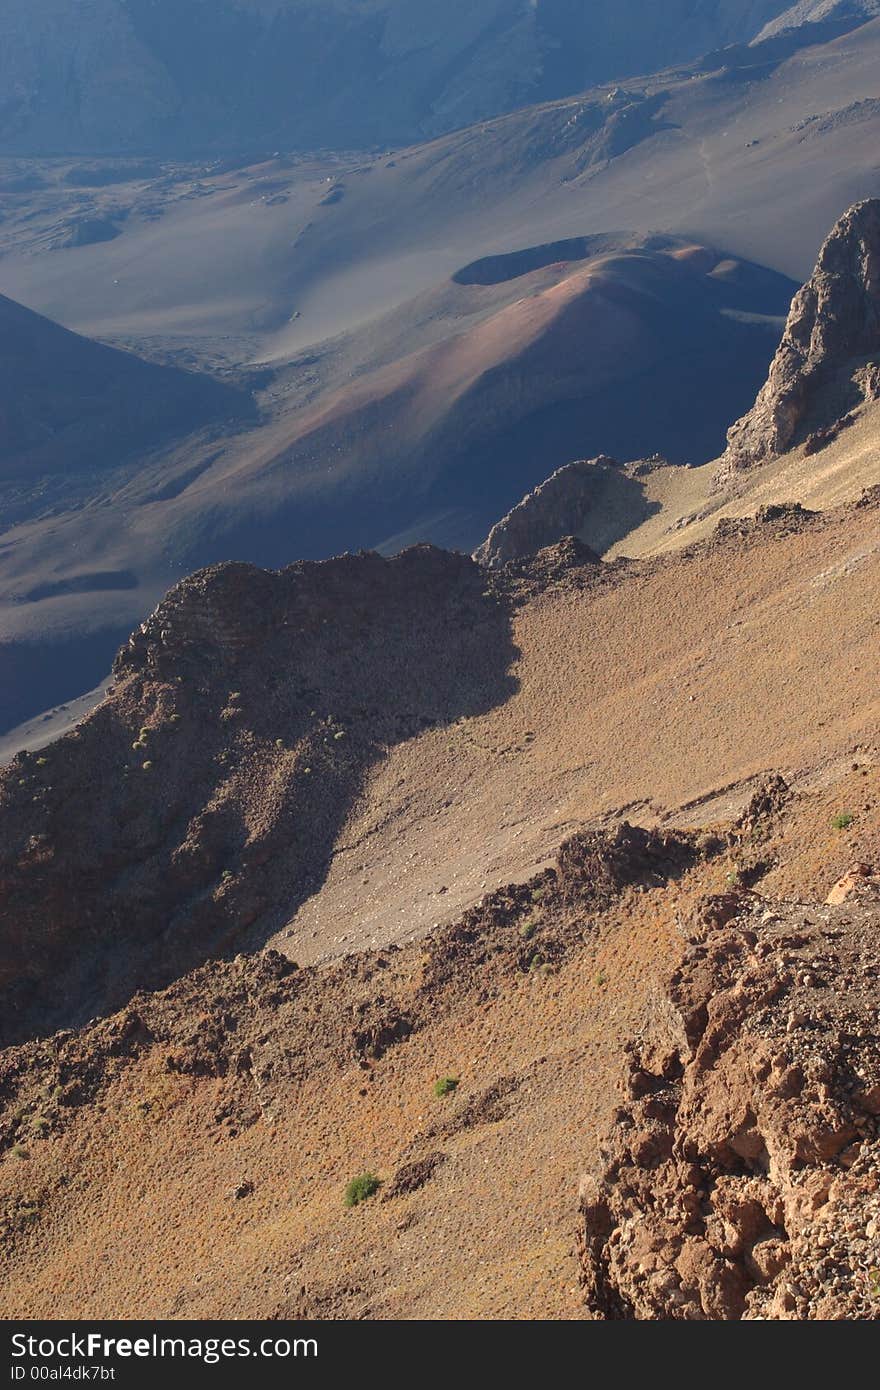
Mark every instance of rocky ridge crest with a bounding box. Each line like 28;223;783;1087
0;545;514;1046
473;455;663;568
719;199;880;480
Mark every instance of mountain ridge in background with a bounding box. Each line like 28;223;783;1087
2;13;880;740
2;0;874;156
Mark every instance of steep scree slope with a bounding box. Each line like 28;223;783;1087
3;491;880;1052
1;759;879;1318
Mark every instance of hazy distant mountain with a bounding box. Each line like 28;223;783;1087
757;0;880;39
0;0;832;155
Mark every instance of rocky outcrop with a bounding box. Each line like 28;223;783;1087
0;546;516;1046
474;458;611;568
578;887;880;1319
473;456;665;568
718;199;880;480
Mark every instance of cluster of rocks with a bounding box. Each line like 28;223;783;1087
579;875;880;1318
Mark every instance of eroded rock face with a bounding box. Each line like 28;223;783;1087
579;890;880;1319
718;199;880;480
473;455;665;568
0;545;517;1046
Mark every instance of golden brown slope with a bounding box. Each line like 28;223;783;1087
284;492;880;967
2;493;880;1050
1;759;877;1319
1;484;879;1317
606;396;880;559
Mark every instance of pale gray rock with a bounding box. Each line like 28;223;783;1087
718;198;880;479
474;455;664;567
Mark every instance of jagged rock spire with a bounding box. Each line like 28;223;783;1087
718;198;880;480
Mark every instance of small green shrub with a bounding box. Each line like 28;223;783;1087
344;1172;381;1207
10;1144;28;1160
221;869;233;882
35;757;48;767
831;812;854;830
531;887;546;904
595;971;607;987
519;918;538;939
142;761;153;771
333;730;346;741
433;1076;459;1098
30;1115;49;1133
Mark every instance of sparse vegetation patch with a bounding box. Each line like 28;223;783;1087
344;1173;381;1207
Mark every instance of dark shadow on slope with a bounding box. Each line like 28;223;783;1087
0;548;520;1047
474;462;662;566
454;234;629;286
0;628;130;735
20;570;139;602
0;293;254;483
